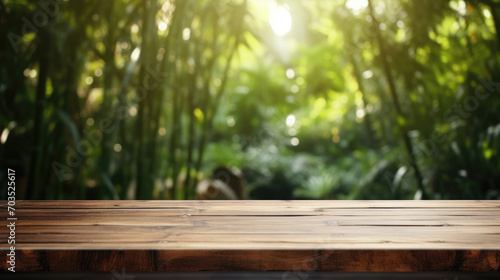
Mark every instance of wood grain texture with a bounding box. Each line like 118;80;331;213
0;200;499;272
2;272;500;280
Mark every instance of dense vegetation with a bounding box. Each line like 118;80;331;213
1;0;499;200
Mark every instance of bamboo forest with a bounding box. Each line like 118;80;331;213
1;0;500;200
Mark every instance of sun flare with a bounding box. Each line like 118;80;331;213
345;0;369;12
269;2;292;36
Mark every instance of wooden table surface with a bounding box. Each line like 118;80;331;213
1;200;499;272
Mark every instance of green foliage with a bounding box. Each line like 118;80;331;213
1;0;499;200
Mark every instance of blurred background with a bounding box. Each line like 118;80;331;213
1;0;499;200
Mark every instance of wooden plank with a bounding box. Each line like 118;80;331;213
0;250;499;272
0;200;499;272
9;213;488;220
3;200;500;209
2;215;499;227
2;272;500;280
3;208;500;216
7;234;500;248
1;215;499;228
3;225;500;236
2;224;500;235
6;225;499;239
6;242;500;250
1;272;500;280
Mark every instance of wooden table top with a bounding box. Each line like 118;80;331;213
1;200;499;272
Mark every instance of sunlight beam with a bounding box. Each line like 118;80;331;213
269;2;292;36
345;0;368;13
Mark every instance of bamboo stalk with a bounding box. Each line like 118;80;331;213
168;1;189;199
184;6;207;199
27;30;49;199
98;1;117;199
195;7;244;183
193;12;220;190
367;0;428;199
